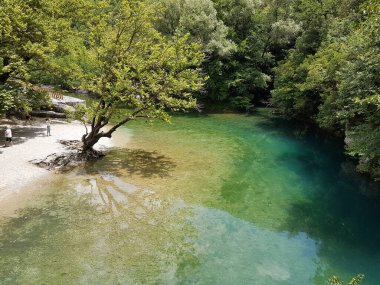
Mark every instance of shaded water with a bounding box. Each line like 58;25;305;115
1;111;380;284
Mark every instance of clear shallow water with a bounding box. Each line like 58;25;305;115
1;111;380;284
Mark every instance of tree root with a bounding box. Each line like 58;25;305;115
30;140;104;171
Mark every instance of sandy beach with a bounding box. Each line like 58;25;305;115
0;119;113;201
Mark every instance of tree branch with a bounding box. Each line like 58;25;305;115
103;107;146;137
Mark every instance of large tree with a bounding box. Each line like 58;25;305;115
75;0;205;153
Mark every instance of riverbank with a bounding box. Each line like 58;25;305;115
0;119;112;202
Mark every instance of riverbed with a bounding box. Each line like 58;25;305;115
1;111;379;284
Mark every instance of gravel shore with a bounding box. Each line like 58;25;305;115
0;119;112;201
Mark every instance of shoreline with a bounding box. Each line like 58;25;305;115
0;119;113;202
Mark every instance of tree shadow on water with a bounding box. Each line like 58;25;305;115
255;115;345;147
86;148;176;178
280;186;380;284
281;178;380;256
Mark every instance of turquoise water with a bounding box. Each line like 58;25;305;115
1;111;380;284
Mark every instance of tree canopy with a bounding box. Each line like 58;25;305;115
272;0;380;179
72;0;205;152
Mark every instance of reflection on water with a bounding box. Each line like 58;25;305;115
0;175;198;285
1;112;380;284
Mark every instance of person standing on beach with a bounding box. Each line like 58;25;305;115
4;126;12;146
24;111;31;126
46;118;51;136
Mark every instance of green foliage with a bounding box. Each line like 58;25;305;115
0;0;88;113
229;96;254;112
272;0;380;178
212;0;257;40
70;103;88;123
329;274;365;285
0;84;51;115
74;0;206;150
82;3;204;115
197;0;296;105
157;0;302;107
0;87;15;115
157;0;236;57
0;0;68;82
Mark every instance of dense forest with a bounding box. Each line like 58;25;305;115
0;0;379;179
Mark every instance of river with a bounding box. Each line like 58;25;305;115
1;111;380;284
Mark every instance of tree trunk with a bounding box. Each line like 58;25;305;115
80;108;143;154
0;57;11;84
82;133;101;152
82;136;99;152
81;129;112;153
0;72;10;84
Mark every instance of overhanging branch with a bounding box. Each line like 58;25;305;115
103;107;147;137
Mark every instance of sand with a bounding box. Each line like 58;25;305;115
0;119;113;201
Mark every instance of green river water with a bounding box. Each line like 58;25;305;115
1;111;380;285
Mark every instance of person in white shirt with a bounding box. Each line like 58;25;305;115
4;126;12;146
46;118;51;136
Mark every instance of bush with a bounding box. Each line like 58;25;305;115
229;96;254;112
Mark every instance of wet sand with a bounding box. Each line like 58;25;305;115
0;119;113;201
